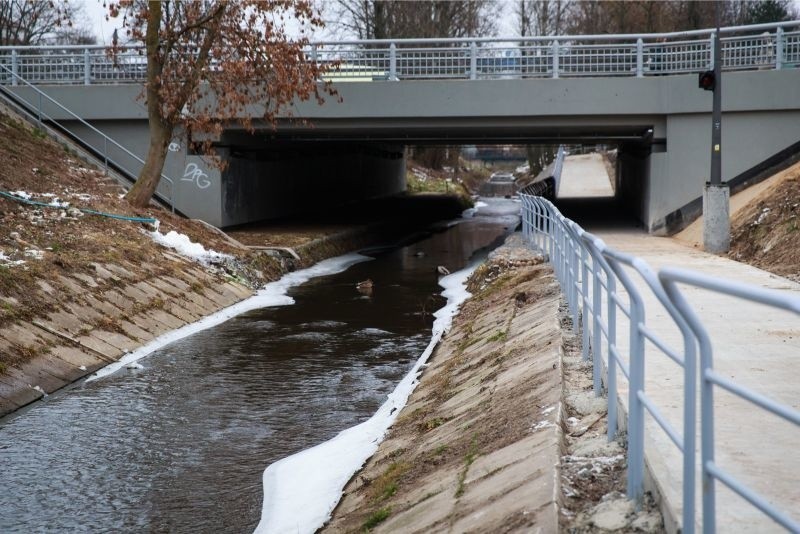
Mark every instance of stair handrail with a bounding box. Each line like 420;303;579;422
0;62;176;212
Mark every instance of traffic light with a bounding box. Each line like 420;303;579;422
698;70;715;91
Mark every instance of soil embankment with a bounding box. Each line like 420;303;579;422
675;160;800;281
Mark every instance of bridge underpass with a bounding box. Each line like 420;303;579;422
217;124;647;228
2;21;799;230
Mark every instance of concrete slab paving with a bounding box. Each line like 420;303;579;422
90;330;139;353
557;155;799;532
75;335;122;360
594;229;800;533
557;154;615;199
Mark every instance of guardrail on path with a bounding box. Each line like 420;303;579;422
519;194;800;533
0;21;798;85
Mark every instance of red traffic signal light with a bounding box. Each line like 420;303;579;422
698;70;715;91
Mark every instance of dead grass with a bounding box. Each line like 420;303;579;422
0;108;287;371
729;173;800;281
324;257;562;532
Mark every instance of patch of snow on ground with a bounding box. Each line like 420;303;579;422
254;260;480;534
24;249;44;260
532;420;555;431
86;253;372;383
147;230;232;265
10;191;32;200
0;250;25;266
411;168;431;181
462;199;489;219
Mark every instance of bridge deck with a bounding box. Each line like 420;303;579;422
560;158;800;533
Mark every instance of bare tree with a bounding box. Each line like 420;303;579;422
328;1;496;40
0;0;95;46
515;0;571;36
109;0;335;209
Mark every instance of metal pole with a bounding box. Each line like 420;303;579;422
703;2;730;253
11;49;18;86
469;41;477;80
84;49;91;85
711;9;721;187
552;39;560;78
389;43;397;80
636;38;644;77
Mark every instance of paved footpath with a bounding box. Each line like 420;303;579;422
559;157;800;533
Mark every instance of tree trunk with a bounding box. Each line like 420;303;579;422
125;121;173;208
125;0;169;209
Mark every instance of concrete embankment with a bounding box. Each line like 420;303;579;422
323;236;564;532
0;197;475;419
0;221;433;418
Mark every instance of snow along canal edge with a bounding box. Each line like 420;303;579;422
254;260;481;534
86;252;373;382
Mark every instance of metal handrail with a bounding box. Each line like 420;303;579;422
520;194;800;533
0;63;175;211
659;267;800;534
0;21;797;85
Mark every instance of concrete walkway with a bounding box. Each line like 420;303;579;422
557;154;615;198
559;159;800;533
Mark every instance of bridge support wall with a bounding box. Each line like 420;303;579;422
645;110;800;234
56;120;407;227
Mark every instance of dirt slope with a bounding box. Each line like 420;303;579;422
674;160;800;281
728;162;800;281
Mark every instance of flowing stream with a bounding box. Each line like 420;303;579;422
0;198;519;533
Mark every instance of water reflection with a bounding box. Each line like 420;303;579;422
0;199;519;533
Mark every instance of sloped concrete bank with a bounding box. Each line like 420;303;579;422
323;236;564;532
322;234;666;533
0;225;400;418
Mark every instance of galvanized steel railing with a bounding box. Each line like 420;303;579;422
520;195;800;533
0;21;797;85
0;63;176;211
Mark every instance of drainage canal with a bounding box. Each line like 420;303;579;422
0;198;519;533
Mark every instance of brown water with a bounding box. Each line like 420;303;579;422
0;199;519;533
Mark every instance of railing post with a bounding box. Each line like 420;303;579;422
607;275;618;440
11;49;18;86
469;41;477;80
776;27;784;70
570;235;580;332
636;38;644;77
552;39;560;79
627;300;646;503
709;32;715;70
389;42;397;80
84;49;91;85
591;259;602;395
581;244;591;362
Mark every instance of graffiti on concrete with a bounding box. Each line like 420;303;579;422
182;162;211;189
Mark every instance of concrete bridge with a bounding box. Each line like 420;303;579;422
1;21;799;230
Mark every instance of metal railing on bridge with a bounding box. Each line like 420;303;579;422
0;21;798;85
519;194;800;533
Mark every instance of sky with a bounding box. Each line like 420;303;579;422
78;0;800;45
77;0;519;45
